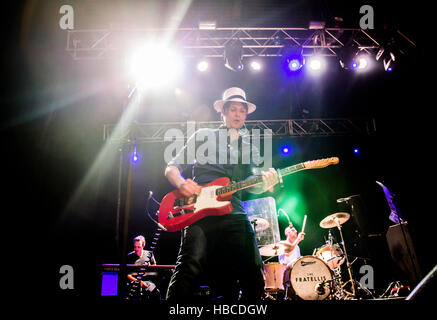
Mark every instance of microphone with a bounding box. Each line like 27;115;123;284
278;208;291;225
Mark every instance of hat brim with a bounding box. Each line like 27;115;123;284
213;98;256;114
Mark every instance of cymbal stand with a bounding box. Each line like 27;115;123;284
332;267;346;299
334;218;356;298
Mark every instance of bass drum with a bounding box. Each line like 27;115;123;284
283;256;333;300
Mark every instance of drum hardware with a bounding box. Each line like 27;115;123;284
319;212;358;299
264;292;277;300
335;216;356;298
314;279;335;296
331;268;345;299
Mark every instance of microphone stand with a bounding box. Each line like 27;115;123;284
335;217;356;298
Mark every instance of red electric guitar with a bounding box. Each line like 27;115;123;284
159;157;339;232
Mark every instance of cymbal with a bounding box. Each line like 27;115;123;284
320;212;350;229
259;241;291;256
249;217;270;232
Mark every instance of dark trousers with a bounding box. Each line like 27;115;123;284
166;214;265;302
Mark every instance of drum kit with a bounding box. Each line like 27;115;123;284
258;212;366;300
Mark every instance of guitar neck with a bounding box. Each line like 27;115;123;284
215;163;306;196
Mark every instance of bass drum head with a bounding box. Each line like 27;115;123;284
285;256;333;300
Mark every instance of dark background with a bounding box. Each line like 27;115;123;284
1;0;433;303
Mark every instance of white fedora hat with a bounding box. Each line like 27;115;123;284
213;87;256;114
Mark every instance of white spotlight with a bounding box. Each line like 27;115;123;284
309;58;322;70
250;61;262;71
354;54;373;72
127;43;183;89
197;60;209;72
357;57;368;69
307;56;325;73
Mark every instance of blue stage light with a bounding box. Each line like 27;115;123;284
281;145;291;155
131;140;140;163
353;148;360;154
282;46;304;73
288;59;302;71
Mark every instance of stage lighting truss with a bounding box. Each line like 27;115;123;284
65;26;382;60
103;118;376;143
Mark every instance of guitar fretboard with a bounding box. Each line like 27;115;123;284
278;163;306;176
215;162;306;195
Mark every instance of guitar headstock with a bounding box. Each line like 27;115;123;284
304;157;339;169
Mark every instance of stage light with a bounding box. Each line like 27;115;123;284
307;56;326;74
283;45;304;73
127;43;183;89
379;51;396;72
337;44;360;70
250;60;262;71
338;44;372;72
131;140;140;163
308;58;322;71
198;20;216;30
357;56;368;69
197;60;209;72
288;59;302;71
376;38;398;72
353;148;360;154
281;145;292;155
224;40;244;72
351;54;372;72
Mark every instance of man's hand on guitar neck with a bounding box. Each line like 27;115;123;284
260;168;279;193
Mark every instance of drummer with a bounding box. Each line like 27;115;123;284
278;223;305;267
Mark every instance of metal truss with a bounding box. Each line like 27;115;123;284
103;118;376;143
66;27;380;60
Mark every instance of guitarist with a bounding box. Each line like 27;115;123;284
164;87;279;301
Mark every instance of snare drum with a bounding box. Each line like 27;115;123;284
283;256;333;300
316;244;345;269
263;263;287;292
